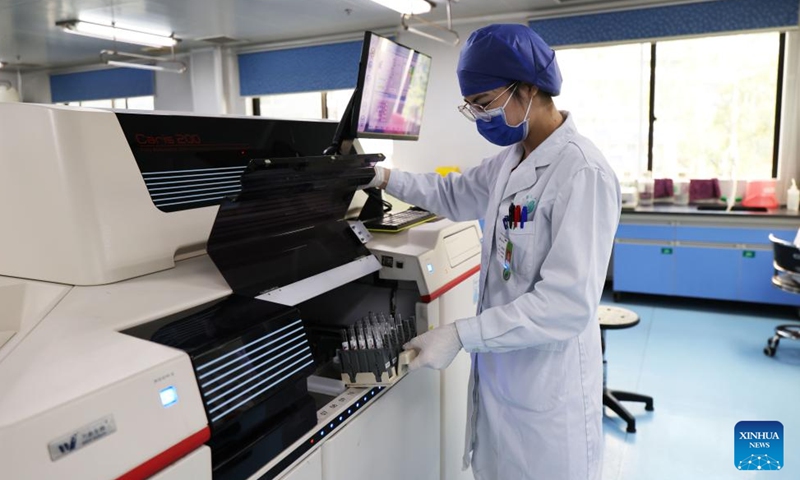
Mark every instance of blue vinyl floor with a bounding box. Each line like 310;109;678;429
600;290;800;480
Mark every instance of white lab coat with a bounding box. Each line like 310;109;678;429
385;113;620;480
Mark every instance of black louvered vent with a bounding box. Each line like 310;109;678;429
141;166;246;211
194;319;315;426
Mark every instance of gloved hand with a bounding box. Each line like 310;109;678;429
361;165;389;190
403;323;463;371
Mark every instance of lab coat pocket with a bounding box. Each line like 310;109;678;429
506;228;536;276
496;348;567;412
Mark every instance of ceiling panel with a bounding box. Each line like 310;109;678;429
0;0;701;70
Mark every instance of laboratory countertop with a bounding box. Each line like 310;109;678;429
623;204;800;219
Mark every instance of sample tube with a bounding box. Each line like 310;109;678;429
341;329;350;351
356;323;367;350
349;325;358;350
365;324;375;349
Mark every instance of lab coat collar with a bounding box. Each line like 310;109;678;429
502;111;576;200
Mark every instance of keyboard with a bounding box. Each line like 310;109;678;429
364;209;438;232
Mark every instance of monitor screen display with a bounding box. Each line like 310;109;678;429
355;33;432;140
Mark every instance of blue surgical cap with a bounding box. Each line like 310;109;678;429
457;24;562;97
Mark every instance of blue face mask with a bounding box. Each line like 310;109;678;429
476;88;533;147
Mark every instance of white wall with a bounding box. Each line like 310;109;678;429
18;71;50;103
190;47;228;115
391;18;529;174
154;60;194;112
0;71;18;89
223;47;247;116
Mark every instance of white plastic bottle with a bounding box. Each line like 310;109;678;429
620;171;639;209
787;179;799;212
674;172;690;206
638;171;655;206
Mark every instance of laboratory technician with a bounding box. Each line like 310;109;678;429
368;24;621;480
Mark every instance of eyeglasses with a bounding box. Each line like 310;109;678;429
457;83;517;122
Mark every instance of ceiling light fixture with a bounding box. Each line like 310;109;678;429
57;20;179;48
100;50;187;74
401;0;459;46
369;0;433;15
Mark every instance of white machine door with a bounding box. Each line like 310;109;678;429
436;272;479;480
277;449;322;480
319;369;440;480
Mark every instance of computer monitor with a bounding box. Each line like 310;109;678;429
353;32;432;140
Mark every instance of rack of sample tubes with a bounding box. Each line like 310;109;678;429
338;312;418;387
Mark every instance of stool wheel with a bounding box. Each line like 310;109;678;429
764;335;780;357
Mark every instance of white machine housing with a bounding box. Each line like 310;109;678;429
0;103;457;480
0;103;217;286
368;219;482;480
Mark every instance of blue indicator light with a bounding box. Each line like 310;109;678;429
159;386;178;408
330;423;334;428
348;409;352;414
356;403;360;407
427;263;434;273
320;431;325;436
364;396;368;401
339;416;343;421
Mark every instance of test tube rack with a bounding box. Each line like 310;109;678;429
338;314;418;387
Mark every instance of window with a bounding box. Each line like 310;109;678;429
653;33;780;179
557;43;652;178
248;89;394;163
251;91;323;119
62;96;155;110
556;31;784;180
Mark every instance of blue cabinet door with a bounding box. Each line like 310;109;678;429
613;243;675;295
673;246;739;300
739;249;800;306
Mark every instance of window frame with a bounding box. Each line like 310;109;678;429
642;32;786;177
250;89;350;121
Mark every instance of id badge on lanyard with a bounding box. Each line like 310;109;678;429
502;240;513;281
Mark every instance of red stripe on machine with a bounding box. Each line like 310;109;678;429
420;265;480;303
116;427;210;480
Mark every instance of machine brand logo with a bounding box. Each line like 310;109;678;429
134;133;202;146
47;415;117;462
58;434;77;454
735;421;783;471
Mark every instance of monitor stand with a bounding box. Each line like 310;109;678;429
358;188;386;222
324;88;360;156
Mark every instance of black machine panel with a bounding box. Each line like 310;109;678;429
123;296;317;480
206;154;382;298
114;113;343;212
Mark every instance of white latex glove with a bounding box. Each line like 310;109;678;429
361;165;389;190
403;323;463;371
